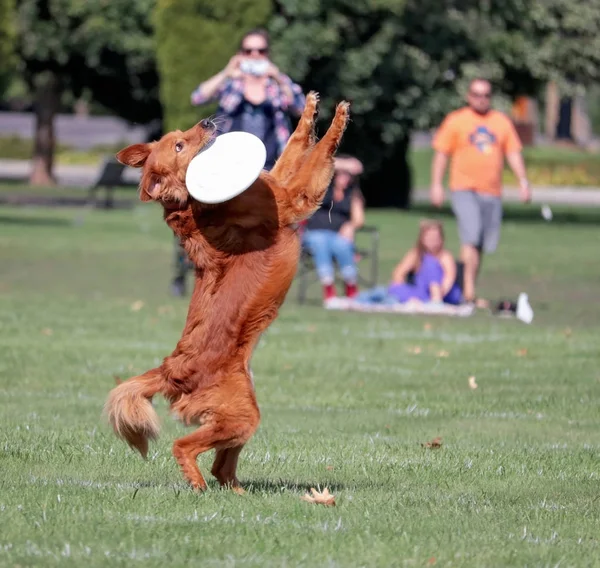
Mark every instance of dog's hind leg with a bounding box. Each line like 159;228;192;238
211;445;246;493
269;91;319;185
172;427;216;491
282;101;350;225
173;386;260;491
211;449;227;483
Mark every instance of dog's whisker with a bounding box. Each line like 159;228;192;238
211;113;227;124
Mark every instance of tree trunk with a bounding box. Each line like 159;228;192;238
362;135;413;209
556;97;573;141
544;81;559;141
29;72;61;186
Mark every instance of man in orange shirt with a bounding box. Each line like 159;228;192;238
430;78;531;305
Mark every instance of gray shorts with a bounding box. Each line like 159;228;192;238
450;190;502;253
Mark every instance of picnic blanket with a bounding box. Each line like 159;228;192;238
325;286;474;317
345;300;474;317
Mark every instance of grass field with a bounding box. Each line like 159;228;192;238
1;191;599;567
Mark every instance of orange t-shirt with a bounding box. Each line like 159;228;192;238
432;107;522;196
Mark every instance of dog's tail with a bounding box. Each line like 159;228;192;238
104;369;163;458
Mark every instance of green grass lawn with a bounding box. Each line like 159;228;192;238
1;191;599;567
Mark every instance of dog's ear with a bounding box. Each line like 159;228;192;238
116;143;153;168
139;174;161;202
139;181;153;202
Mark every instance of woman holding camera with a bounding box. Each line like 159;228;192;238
190;28;306;171
172;28;306;298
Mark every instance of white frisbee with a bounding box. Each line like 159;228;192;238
185;131;267;204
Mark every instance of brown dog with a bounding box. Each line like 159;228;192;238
104;92;350;493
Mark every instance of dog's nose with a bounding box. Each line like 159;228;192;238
200;118;214;129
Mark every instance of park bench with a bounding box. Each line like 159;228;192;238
87;156;138;208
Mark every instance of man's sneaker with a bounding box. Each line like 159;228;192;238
516;293;534;324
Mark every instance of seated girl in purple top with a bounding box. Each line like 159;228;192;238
388;219;463;305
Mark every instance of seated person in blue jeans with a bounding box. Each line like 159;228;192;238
388;219;462;305
301;155;365;305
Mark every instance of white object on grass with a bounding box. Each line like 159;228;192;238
324;296;353;310
185;131;267;204
516;292;534;324
541;204;553;221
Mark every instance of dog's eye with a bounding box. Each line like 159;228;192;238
175;142;184;153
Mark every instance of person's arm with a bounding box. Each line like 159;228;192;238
338;189;365;241
335;156;364;176
430;114;455;207
267;67;306;117
506;151;531;203
391;249;419;284
430;151;449;207
438;251;457;297
504;118;531;203
349;190;365;230
190;55;240;106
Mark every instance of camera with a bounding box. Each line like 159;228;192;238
240;59;269;77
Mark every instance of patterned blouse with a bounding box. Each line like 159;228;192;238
191;74;306;158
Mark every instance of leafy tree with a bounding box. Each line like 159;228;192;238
270;0;600;207
15;0;160;185
154;0;271;132
269;0;481;207
0;0;16;95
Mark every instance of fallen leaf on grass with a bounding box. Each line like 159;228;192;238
421;437;442;449
301;487;336;507
428;557;437;566
424;322;432;331
326;465;334;471
436;350;450;358
468;376;478;389
408;346;422;355
113;375;123;385
563;327;572;338
516;348;528;357
130;300;144;312
41;328;53;336
306;325;317;333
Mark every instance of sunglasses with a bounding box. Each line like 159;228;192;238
469;91;492;99
242;47;269;55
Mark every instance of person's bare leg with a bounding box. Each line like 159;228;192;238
429;282;443;303
460;244;480;303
